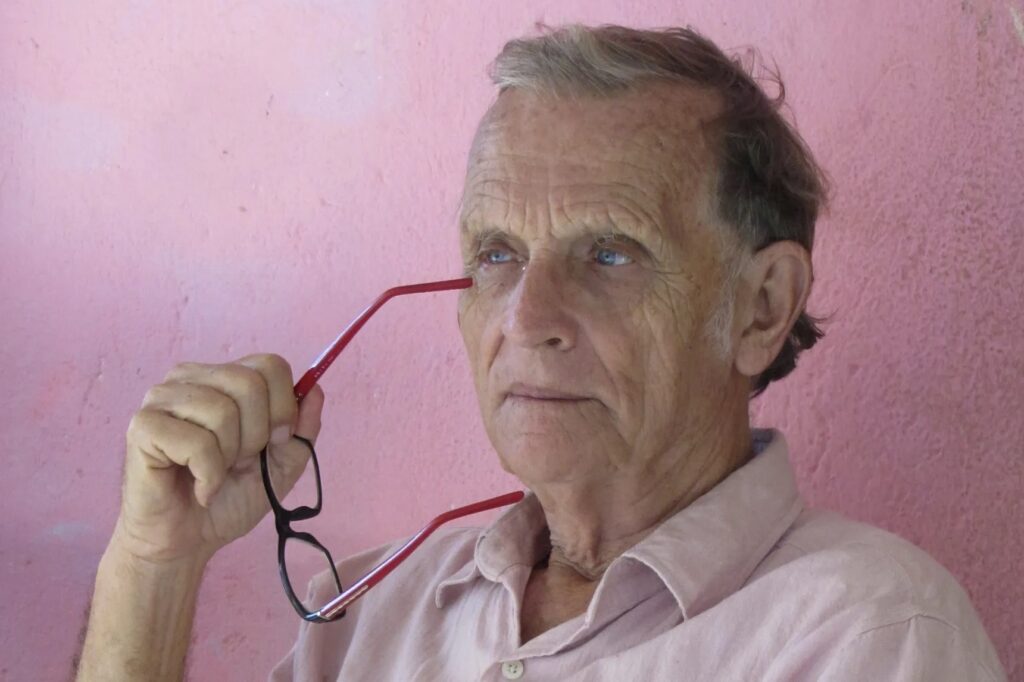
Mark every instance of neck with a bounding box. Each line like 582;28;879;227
532;416;753;581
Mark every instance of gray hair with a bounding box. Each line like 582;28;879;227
490;24;829;397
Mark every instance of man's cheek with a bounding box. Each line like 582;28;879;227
458;295;487;351
632;289;692;364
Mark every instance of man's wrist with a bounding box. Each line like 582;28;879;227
102;519;215;581
98;539;209;595
78;534;210;681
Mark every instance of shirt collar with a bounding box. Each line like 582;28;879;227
433;488;550;609
623;428;802;619
435;428;803;619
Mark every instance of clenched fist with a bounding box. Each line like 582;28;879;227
114;353;325;564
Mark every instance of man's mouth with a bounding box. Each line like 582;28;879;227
505;382;589;402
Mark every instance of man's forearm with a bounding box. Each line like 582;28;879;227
76;540;208;682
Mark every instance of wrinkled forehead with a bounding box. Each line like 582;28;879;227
462;83;723;218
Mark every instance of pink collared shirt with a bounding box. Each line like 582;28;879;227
270;430;1006;681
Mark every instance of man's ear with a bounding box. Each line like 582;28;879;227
734;241;812;378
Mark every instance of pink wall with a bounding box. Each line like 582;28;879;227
1;1;1022;679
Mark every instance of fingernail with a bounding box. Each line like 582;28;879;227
271;425;292;445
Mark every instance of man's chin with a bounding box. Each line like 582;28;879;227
494;437;599;486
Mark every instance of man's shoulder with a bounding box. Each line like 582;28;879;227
305;524;481;605
338;523;480;578
746;507;1007;679
749;507;1002;674
398;523;482;577
758;507;971;613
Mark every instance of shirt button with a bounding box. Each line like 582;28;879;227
501;659;525;679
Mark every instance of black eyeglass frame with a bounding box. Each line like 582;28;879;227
260;435;343;623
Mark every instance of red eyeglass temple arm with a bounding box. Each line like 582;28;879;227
315;490;526;621
292;277;474;401
288;275;521;621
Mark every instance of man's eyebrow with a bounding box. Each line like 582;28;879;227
595;231;649;250
593;230;660;262
460;226;516;252
462;225;658;259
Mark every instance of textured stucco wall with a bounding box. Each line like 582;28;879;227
1;1;1021;679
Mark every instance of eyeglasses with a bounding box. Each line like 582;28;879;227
259;277;525;623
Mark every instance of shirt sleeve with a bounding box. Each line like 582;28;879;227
818;615;1006;682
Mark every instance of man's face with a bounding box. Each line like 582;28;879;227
458;85;741;490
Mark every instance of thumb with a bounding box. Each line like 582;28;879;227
295;383;325;445
265;384;325;495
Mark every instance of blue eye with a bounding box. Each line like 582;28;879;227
481;249;514;265
594;247;633;266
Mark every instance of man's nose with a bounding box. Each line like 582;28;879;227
502;258;578;351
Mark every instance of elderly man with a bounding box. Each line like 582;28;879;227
77;25;1005;681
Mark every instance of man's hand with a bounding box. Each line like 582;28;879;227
114;354;324;563
77;353;324;681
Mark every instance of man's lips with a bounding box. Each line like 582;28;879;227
505;382;589;401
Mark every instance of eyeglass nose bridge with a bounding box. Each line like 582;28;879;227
287;505;321;522
272;508;319;536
